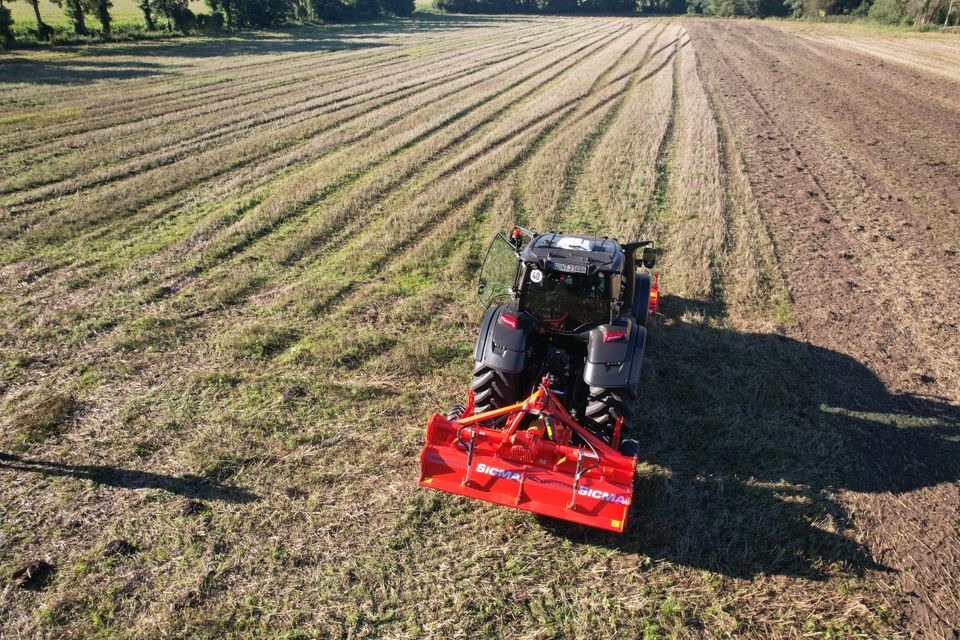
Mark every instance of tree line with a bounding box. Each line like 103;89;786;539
0;0;413;46
434;0;957;24
0;0;955;49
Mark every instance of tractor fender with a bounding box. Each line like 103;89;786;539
632;274;651;327
583;320;646;388
473;303;531;374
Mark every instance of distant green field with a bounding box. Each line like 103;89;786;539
9;0;209;27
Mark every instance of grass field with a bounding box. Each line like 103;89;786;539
7;0;437;29
9;0;209;28
1;16;959;639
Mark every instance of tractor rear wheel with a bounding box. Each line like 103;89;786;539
584;385;636;441
470;361;523;414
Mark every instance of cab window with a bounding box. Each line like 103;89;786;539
521;270;610;330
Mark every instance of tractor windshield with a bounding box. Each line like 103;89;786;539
521;270;610;330
478;233;519;307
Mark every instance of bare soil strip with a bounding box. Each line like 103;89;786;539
691;21;960;638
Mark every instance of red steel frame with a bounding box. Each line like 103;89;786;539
419;377;637;533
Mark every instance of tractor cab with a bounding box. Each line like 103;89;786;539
477;229;649;333
518;233;622;332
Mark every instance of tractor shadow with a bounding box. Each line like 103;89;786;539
543;295;960;579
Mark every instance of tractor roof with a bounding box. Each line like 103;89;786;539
520;233;624;273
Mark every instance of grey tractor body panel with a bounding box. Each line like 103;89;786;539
633;273;651;327
474;302;532;374
583;321;646;389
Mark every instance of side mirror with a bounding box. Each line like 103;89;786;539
641;246;658;269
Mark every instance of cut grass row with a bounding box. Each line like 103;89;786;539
0;19;558;159
0;18;624;310
0;22;586;207
0;20;574;193
1;22;644;410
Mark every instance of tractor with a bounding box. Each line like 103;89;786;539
419;227;658;532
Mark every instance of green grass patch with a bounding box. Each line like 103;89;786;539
223;321;299;360
114;314;189;353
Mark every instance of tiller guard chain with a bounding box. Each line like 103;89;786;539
419;377;637;533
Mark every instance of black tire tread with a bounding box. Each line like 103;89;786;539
470;361;523;414
584;385;637;438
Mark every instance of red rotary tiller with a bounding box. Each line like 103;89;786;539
419;376;637;533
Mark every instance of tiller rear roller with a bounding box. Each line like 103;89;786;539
419;377;637;533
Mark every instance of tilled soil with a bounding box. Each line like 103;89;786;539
692;21;960;639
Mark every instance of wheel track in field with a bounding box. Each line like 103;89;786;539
640;38;682;242
0;24;590;209
601;32;681;89
0;22;568;194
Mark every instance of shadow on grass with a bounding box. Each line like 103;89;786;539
0;452;258;503
0;14;532;85
1;13;542;81
542;295;960;579
0;58;184;85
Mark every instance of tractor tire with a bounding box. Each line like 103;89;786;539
446;404;466;421
619;438;641;458
584;385;636;440
470;361;523;414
